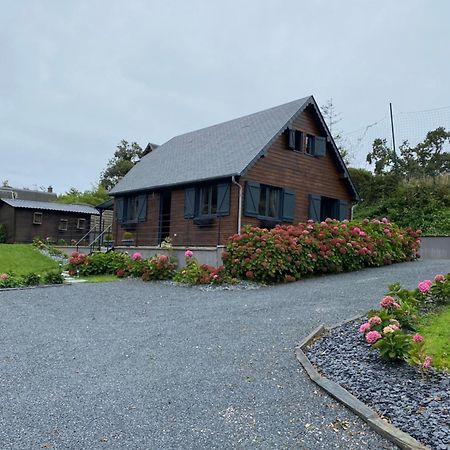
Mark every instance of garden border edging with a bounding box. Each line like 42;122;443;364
295;325;430;450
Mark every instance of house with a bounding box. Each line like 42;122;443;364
109;96;359;247
0;186;99;244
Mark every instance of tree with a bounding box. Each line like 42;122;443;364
321;98;352;166
57;184;110;206
366;127;450;178
100;140;144;190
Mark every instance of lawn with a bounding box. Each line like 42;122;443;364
417;305;450;370
0;244;59;276
81;274;119;283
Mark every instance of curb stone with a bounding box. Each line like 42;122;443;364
295;325;430;450
0;283;69;292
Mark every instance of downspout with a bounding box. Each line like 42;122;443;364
231;176;243;235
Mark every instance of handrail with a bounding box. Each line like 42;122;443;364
89;224;112;253
75;225;99;251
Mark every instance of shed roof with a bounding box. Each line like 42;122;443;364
1;199;99;215
109;97;312;194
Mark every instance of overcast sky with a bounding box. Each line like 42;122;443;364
1;0;449;194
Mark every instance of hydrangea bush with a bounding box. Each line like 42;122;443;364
223;218;420;283
359;273;449;369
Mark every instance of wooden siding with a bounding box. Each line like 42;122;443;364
241;104;352;227
6;208;92;244
0;203;16;243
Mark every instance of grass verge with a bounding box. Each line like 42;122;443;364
417;305;450;370
80;274;119;283
0;244;59;276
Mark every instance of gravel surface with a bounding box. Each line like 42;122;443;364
306;320;450;450
0;259;448;449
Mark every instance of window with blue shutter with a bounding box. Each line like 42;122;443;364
308;194;322;222
313;136;326;157
137;195;147;222
339;200;349;221
244;181;260;217
217;183;230;216
288;129;296;149
184;188;196;218
116;197;124;223
282;189;295;222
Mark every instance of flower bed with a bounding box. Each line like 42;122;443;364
0;270;64;289
223;218;420;283
358;273;449;368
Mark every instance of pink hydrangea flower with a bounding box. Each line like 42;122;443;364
383;326;395;334
381;217;388;224
413;334;424;343
132;252;142;261
159;254;168;262
185;249;193;258
0;273;9;280
365;330;382;344
392;302;401;309
418;280;432;293
422;356;432;369
368;316;382;326
380;295;395;308
359;322;371;333
434;274;445;283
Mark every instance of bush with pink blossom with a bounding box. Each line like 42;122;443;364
223;218;420;283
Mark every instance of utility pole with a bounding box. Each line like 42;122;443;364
389;103;397;172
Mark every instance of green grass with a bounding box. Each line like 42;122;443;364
80;274;119;283
417;305;450;370
0;244;59;276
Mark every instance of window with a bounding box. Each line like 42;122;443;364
199;185;218;216
258;185;280;218
58;219;68;231
184;183;230;219
287;128;304;152
244;182;295;223
308;194;348;221
77;218;86;230
116;195;148;224
33;212;43;225
306;134;314;154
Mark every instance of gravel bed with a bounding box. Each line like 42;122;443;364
306;320;450;450
38;248;68;265
160;280;262;291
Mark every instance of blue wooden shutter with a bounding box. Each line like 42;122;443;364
115;197;124;223
137;194;147;222
308;194;321;222
339;200;349;221
184;187;196;218
282;189;295;222
244;181;260;217
313;136;326;156
288;129;296;150
217;183;230;216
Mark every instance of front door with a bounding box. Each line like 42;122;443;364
158;191;171;244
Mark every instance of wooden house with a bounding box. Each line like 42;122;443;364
0;198;99;244
109;96;359;247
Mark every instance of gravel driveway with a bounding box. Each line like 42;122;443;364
0;259;448;449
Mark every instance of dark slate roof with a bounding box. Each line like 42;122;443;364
1;199;99;215
110;97;312;195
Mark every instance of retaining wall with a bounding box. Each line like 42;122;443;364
420;236;450;259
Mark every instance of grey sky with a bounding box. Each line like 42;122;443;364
1;0;449;194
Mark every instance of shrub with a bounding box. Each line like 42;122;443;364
22;272;41;286
67;251;130;276
173;254;231;285
43;270;64;285
0;224;7;243
141;255;177;281
223;219;420;284
359;273;449;367
0;272;24;288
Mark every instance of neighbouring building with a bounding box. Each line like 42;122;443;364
0;186;99;244
109;96;359;247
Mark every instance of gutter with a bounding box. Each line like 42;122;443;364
231;176;243;235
